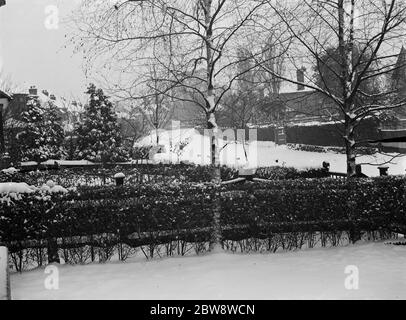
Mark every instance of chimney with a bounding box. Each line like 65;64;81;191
42;90;49;96
28;86;38;96
297;67;306;91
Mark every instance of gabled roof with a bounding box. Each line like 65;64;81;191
0;89;12;100
392;46;406;84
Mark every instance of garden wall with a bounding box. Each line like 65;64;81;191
286;118;381;147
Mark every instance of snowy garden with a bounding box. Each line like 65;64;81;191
2;0;406;302
0;80;404;300
0;159;404;299
0;83;405;300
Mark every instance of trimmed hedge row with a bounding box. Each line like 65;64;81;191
0;165;336;190
0;183;217;246
221;177;406;241
0;164;239;186
1;177;404;250
255;166;328;180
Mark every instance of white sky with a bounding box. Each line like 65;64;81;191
0;0;87;99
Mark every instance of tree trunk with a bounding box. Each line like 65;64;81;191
207;111;219;168
345;116;356;177
47;239;60;264
202;0;222;252
156;126;159;145
0;106;4;155
207;111;222;252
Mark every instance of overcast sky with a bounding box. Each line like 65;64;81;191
0;0;87;99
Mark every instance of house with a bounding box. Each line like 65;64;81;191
6;86;83;132
0;89;12;114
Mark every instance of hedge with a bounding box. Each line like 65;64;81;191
0;183;217;245
0;165;337;190
1;176;405;270
221;177;406;240
0;164;239;187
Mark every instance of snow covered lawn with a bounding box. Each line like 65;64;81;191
137;128;406;176
11;242;406;300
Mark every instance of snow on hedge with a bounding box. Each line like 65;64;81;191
1;167;19;174
0;180;68;196
113;172;125;179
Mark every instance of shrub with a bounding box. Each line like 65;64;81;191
1;176;405;270
132;146;153;160
0;164;239;187
255;166;328;180
0;183;219;267
220;177;406;241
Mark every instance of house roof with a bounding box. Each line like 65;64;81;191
392;46;406;85
0;89;12;100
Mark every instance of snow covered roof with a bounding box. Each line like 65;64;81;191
0;89;12;100
20;87;84;115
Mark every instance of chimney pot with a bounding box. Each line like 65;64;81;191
297;67;306;91
28;86;38;96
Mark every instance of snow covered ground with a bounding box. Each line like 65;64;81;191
255;141;406;177
138;128;406;176
11;242;406;300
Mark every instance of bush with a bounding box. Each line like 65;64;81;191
287;143;378;155
220;177;406;241
0;164;239;187
1;176;405;268
255;166;328;180
132;146;153;160
0;165;329;189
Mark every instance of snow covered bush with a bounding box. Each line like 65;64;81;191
16;96;66;162
75;84;129;163
0;164;239;187
221;176;406;245
2;176;405;270
255;166;329;180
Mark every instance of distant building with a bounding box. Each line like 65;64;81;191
5;86;83;132
0;89;12;114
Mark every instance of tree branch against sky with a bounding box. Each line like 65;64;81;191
252;0;406;177
71;0;279;167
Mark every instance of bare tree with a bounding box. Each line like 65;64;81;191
70;0;278;171
254;0;406;177
71;0;281;252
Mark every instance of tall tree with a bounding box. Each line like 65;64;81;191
17;97;66;163
255;0;406;177
76;84;128;163
71;0;274;171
